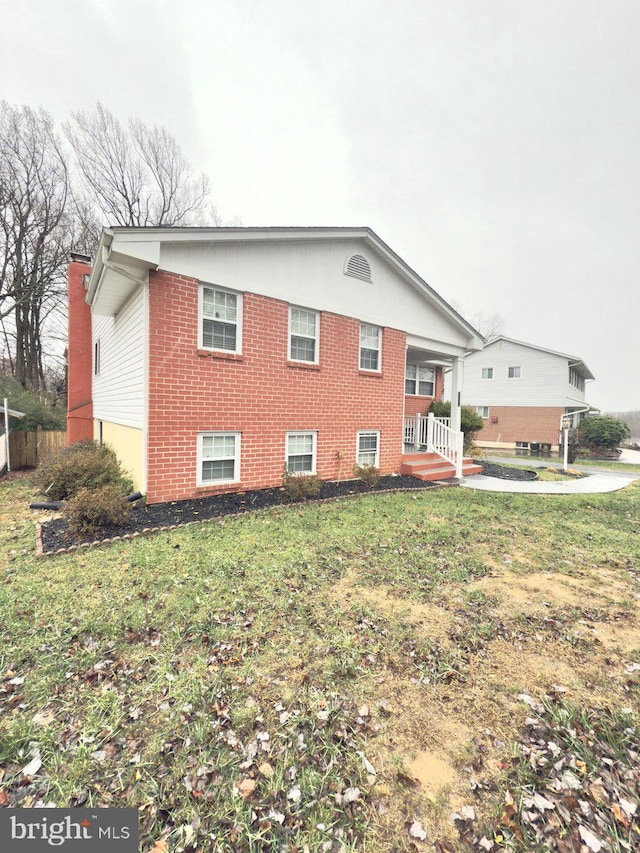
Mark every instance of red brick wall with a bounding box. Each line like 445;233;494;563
404;367;443;416
67;259;93;445
475;406;565;446
147;271;408;503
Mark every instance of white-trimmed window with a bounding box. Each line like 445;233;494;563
357;431;380;466
405;364;435;396
481;367;493;379
508;366;521;378
286;432;317;473
199;284;242;353
476;406;490;419
198;432;240;485
359;324;381;371
289;307;319;363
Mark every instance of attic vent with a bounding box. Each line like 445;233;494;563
344;254;372;282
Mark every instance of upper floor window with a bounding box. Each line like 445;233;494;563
508;366;521;378
289;307;319;363
405;364;435;396
357;430;380;466
200;284;242;353
286;432;317;473
197;432;240;485
481;367;493;379
345;254;372;282
359;324;381;371
569;367;585;392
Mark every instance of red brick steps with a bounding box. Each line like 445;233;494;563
400;452;482;482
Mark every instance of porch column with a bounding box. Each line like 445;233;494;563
450;356;463;436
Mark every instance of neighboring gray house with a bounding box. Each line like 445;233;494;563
462;336;597;449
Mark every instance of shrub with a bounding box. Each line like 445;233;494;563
281;467;321;501
352;463;381;489
64;484;131;535
430;401;484;451
0;375;66;431
578;416;631;452
34;441;134;501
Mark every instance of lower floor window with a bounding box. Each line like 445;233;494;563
405;363;435;396
357;430;380;466
286;432;316;473
476;406;490;419
198;432;240;484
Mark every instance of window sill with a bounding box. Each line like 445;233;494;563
405;393;435;399
287;360;321;371
359;369;383;378
197;349;244;362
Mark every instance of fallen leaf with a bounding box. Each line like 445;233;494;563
578;826;603;852
148;842;168;853
409;820;427;841
238;778;256;800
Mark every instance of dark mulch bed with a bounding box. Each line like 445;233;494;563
475;461;538;481
40;475;441;554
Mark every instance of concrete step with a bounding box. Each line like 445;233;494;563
401;454;483;481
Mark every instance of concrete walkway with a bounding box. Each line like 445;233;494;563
460;470;640;494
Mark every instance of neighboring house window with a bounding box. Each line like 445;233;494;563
359;324;381;371
345;254;372;282
198;432;240;485
508;366;521;378
569;367;585;392
405;364;435;396
357;431;380;466
200;284;242;353
476;406;490;418
481;367;493;379
94;340;100;375
289;307;319;363
286;432;317;473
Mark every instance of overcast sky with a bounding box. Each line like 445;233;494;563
2;0;638;412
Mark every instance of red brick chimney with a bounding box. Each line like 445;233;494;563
67;253;94;445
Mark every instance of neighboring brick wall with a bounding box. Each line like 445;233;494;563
474;406;565;446
147;271;408;503
404;367;443;416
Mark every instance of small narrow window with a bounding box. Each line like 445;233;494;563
198;432;240;485
481;367;493;379
508;366;521;378
94;340;100;375
289;307;319;363
200;285;242;353
345;254;372;282
357;431;380;466
405;363;435;396
286;432;317;473
359;324;381;371
476;406;490;418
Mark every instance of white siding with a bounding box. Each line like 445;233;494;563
463;340;585;407
158;239;470;352
92;287;145;428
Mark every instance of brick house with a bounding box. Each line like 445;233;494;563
67;227;483;503
462;336;597;450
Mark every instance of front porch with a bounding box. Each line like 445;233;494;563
402;411;482;480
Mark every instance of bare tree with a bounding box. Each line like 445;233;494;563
65;103;213;228
0;101;70;390
450;300;505;340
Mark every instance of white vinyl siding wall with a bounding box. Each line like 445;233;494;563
92;287;145;428
463;340;586;408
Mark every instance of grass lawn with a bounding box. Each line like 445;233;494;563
481;451;640;474
1;474;639;851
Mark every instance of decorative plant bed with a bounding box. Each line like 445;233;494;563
475;461;538;481
38;475;442;555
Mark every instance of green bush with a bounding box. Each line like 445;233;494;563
352;463;381;489
281;467;322;501
34;441;134;501
64;484;131;535
578;416;630;452
0;375;66;431
430;401;484;451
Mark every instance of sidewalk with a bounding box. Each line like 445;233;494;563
460;470;640;494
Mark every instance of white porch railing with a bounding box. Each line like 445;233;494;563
403;412;464;477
